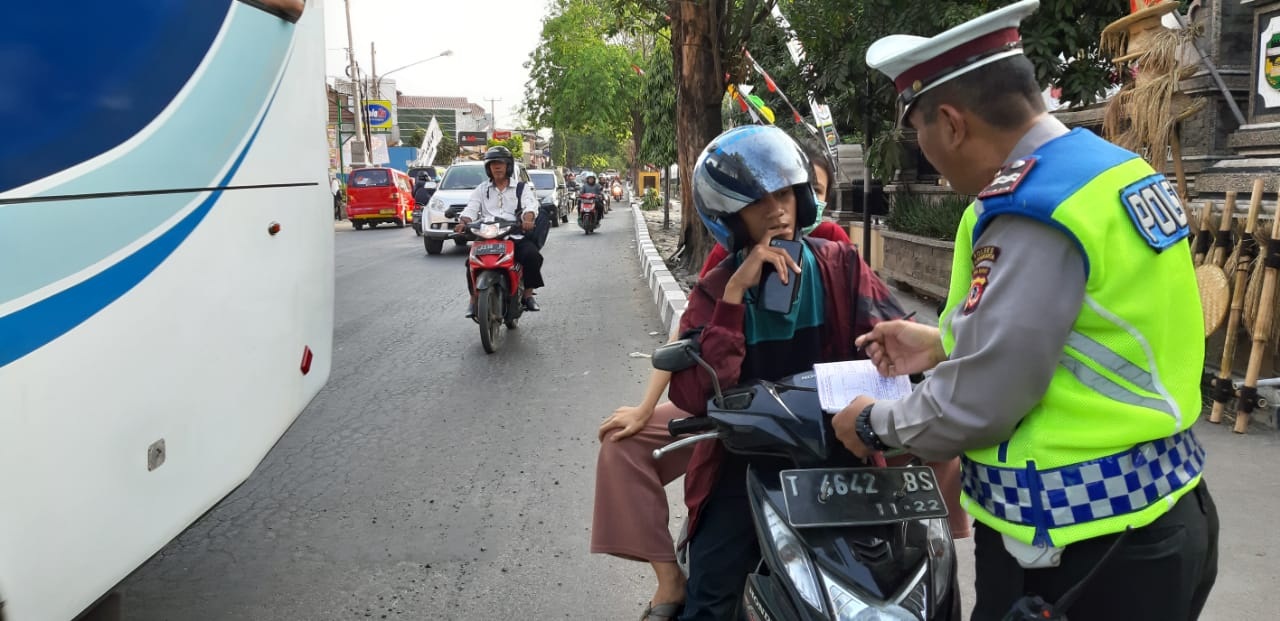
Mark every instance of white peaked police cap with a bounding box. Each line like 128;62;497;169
866;0;1040;123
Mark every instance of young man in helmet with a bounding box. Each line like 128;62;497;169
666;125;909;620
834;1;1218;619
457;146;544;315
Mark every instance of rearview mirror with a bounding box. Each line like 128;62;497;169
653;338;700;372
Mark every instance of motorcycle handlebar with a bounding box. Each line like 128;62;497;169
668;417;716;437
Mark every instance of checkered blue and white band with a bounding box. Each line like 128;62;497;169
962;430;1205;532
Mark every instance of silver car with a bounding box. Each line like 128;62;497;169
422;161;532;255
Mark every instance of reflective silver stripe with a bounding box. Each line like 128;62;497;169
1059;357;1176;416
1064;331;1158;394
1083;296;1183;428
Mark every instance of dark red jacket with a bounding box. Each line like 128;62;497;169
669;237;905;536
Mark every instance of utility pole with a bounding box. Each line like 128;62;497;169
483;97;501;139
343;0;368;166
368;41;378;159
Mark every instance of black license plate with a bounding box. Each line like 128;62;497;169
473;242;506;256
780;467;948;528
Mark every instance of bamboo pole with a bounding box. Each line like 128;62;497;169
1234;185;1280;434
1209;180;1264;423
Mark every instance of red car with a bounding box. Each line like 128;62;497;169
345;167;414;230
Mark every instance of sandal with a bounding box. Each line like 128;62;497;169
639;601;683;621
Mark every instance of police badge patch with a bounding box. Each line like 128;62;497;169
978;157;1037;199
963;266;990;315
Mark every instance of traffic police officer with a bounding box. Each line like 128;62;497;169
832;1;1220;618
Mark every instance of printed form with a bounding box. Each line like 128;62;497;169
814;360;913;413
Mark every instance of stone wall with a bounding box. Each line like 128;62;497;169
878;230;954;301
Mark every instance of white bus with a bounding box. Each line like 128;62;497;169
0;2;333;619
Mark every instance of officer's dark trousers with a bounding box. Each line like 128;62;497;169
971;481;1219;621
465;237;544;293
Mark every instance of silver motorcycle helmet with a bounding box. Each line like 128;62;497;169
692;125;817;253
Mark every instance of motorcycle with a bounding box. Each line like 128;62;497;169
651;339;960;621
454;219;525;354
578;192;601;234
611;182;624;204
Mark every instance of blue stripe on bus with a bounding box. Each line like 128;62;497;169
0;66;285;369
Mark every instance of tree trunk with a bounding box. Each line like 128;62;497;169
671;0;721;275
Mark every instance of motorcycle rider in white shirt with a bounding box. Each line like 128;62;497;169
456;146;544;316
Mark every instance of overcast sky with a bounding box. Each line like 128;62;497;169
322;0;550;129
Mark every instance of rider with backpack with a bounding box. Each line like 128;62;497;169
457;146;544;316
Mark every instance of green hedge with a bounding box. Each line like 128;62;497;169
884;192;972;242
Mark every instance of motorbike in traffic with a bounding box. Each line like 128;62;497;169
454;219;526;354
651;339;961;621
611;182;624;205
578;192;601;235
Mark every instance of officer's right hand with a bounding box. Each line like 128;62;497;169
454;222;466;234
855;321;946;377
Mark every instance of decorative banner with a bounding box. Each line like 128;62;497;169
412;117;443;166
767;5;842;156
365;99;393;133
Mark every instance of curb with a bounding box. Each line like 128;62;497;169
630;205;687;336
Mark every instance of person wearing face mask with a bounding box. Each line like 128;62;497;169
834;2;1218;619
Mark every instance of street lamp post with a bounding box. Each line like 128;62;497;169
371;49;453;97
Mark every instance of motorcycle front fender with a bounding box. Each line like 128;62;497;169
474;270;505;292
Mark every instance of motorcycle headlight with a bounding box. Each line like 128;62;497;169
820;569;919;621
760;501;825;613
925;518;954;610
475;223;502;239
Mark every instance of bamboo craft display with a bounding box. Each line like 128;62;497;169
1208;180;1264;423
1235;190;1280;434
1196;192;1235;336
1192;200;1215;267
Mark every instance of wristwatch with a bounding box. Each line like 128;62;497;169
855;404;889;452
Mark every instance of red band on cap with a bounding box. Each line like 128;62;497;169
894;27;1022;93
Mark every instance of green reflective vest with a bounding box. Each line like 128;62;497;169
939;129;1206;547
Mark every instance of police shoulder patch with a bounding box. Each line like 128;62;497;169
1119;175;1190;251
978;157;1037;199
972;245;1000;267
962;266;991;315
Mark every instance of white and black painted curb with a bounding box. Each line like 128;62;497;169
630;205;687;336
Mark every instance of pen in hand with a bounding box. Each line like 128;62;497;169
857;311;917;353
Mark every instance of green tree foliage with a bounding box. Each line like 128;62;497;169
551;128;626;170
433;133;458;166
638;35;677;167
780;0;1126;168
403;127;426;148
524;0;644;142
486;135;525;159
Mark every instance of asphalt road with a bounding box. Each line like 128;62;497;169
119;206;668;619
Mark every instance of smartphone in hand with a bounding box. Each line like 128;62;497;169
759;238;803;314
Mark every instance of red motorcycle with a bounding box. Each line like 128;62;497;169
456;219;525;353
578;192;600;235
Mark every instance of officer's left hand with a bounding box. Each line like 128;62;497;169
521;218;536;232
832;395;877;459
